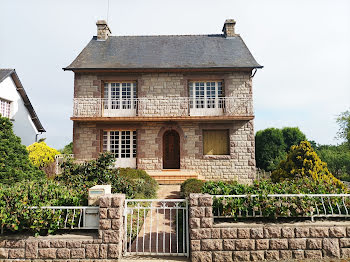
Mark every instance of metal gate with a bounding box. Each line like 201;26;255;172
124;199;189;257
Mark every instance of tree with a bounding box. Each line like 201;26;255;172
336;110;350;147
255;127;309;171
317;144;350;180
282;127;306;151
59;142;73;155
255;128;287;171
271;141;344;189
0;115;44;184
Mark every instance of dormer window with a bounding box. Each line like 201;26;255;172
0;98;11;118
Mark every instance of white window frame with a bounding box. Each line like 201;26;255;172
103;82;137;117
103;130;137;168
189;81;224;116
0;98;11;118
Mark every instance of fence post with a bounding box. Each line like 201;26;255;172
98;194;125;259
188;193;214;262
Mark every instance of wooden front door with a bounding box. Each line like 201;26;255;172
163;130;180;169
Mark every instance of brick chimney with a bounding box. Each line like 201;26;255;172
96;20;112;40
222;19;236;37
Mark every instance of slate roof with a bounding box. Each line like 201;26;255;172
64;34;262;70
0;69;13;83
0;69;46;132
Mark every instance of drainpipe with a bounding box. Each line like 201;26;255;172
35;132;42;142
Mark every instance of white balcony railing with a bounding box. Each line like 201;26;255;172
72;97;253;118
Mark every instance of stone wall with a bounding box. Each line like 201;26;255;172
138;121;255;183
189;193;350;261
72;120;255;183
73;71;253;113
73;121;101;160
0;194;125;261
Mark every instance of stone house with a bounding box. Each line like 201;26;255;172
64;19;262;184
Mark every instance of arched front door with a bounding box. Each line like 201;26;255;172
163;130;180;169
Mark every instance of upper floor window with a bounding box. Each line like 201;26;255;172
0;98;11;118
103;82;137;110
189;81;223;109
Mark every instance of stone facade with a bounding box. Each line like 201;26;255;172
72;71;255;182
0;194;124;261
189;193;350;261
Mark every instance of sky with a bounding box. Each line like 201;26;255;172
0;0;349;149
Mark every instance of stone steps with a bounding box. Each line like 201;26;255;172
147;170;198;185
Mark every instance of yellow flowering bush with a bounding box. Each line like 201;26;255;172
27;142;60;168
271;141;344;189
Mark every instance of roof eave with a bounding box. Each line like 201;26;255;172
9;71;46;133
62;65;263;72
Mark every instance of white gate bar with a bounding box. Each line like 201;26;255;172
124;199;189;257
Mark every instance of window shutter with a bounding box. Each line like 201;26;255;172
203;130;229;155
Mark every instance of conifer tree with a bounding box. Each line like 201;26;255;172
0;115;44;184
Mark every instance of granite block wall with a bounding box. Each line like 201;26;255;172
189;193;350;261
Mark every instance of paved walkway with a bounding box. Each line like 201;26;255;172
125;185;187;258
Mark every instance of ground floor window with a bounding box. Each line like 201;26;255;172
203;129;230;155
103;130;137;158
0;98;11;118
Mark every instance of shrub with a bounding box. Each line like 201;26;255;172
0;179;85;235
180;178;205;197
202;177;346;196
0;115;44;184
57;152;158;199
271;141;344;189
201;178;348;220
116;168;158;198
27;142;60;168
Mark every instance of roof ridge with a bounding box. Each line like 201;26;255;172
104;34;226;38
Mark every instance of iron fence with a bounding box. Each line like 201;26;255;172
29;206;99;229
212;194;350;222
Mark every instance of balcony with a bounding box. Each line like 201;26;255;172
72;97;253;120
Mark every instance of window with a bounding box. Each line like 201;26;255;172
203;130;229;155
189;81;223;109
104;82;137;110
0;98;11;118
103;130;137;158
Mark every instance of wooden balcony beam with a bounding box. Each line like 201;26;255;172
70;115;254;122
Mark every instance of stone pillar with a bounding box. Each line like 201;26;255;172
99;193;125;259
189;193;215;262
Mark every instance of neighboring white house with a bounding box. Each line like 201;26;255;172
0;69;45;145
